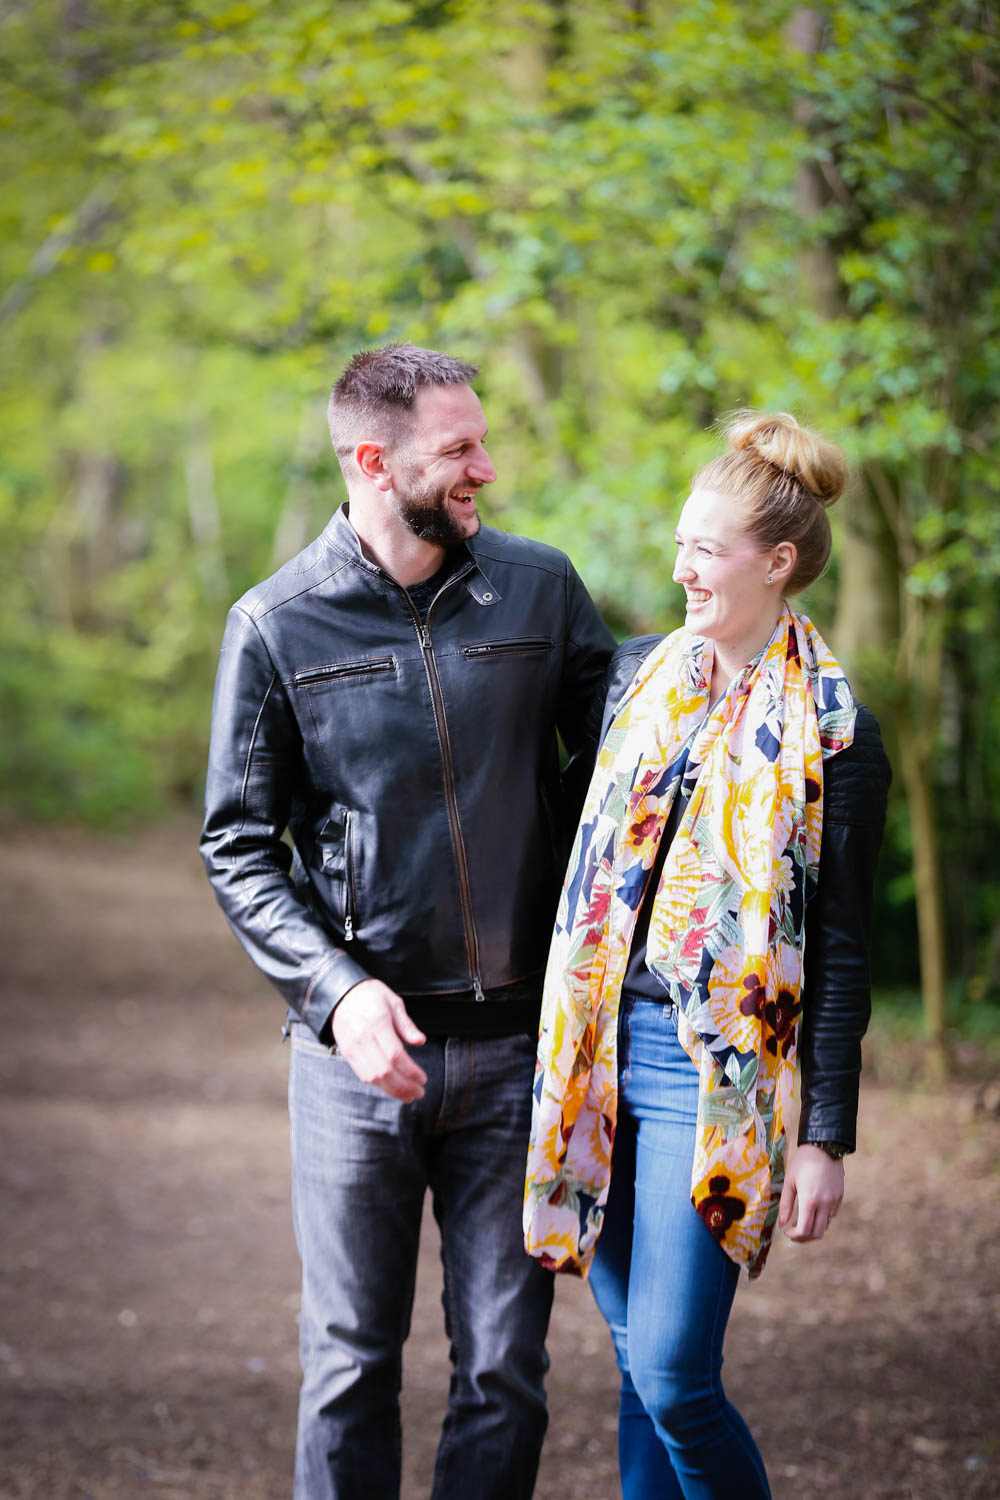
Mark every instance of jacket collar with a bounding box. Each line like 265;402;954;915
323;503;501;608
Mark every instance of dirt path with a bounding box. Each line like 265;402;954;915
1;826;997;1499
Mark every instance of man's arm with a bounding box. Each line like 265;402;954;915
554;561;616;822
200;604;371;1035
201;605;427;1098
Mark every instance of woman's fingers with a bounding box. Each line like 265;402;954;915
780;1146;845;1242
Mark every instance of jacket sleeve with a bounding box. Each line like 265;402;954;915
598;636;665;747
554;562;616;824
797;705;891;1151
200;605;370;1039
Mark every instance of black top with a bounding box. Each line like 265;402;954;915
622;776;689;1002
404;975;543;1038
404;554;462;621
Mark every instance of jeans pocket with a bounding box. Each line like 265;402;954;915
289;1022;336;1059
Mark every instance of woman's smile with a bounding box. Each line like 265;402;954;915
673;487;781;673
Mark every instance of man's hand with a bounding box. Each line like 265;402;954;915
778;1144;845;1243
331;979;427;1102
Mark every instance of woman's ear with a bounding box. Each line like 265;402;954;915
769;541;797;587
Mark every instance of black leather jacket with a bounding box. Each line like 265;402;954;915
599;636;891;1152
201;505;614;1038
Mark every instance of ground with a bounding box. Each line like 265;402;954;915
1;825;997;1500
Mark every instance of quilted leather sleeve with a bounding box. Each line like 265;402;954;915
797;705;892;1150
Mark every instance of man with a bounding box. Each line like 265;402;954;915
200;343;614;1500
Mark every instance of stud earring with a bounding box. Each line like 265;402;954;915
766;574;774;585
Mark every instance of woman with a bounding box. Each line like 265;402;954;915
524;412;890;1499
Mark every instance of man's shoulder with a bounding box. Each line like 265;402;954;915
231;528;351;623
469;524;575;580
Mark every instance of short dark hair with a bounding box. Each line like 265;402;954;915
327;342;479;473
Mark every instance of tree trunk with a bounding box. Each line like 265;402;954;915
831;482;899;687
789;6;948;1072
893;529;950;1078
895;721;949;1080
271;398;330;571
184;417;229;605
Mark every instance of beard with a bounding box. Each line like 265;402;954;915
391;469;481;548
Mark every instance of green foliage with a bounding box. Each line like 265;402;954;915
2;1;998;997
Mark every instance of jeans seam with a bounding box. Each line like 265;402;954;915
431;1198;461;1488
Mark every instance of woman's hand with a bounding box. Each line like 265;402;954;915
778;1144;845;1242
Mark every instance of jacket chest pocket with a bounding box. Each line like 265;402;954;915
462;636;552;661
294;655;396;686
317;809;359;943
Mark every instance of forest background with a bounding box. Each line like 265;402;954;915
2;0;999;1068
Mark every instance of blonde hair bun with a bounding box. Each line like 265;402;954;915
724;410;847;507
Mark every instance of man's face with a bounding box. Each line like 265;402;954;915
390;384;497;547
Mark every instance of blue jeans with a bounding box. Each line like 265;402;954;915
587;997;772;1500
288;1022;554;1500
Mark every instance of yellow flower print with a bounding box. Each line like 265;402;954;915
771;853;796;899
704;944;764;1055
524;608;856;1280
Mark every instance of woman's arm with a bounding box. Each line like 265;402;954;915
780;704;892;1241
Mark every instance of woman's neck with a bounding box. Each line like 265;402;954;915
708;612;785;701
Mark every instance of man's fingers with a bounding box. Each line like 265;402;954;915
331;980;427;1099
341;1038;425;1101
335;1018;427;1102
370;1026;427;1093
387;996;427;1048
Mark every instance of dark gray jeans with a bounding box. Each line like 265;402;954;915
288;1022;554;1500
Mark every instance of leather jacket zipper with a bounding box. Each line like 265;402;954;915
294;656;395;685
463;636;551;658
405;574;485;1002
343;809;357;942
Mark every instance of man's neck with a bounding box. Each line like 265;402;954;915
344;499;447;587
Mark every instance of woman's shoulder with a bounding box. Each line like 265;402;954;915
611;633;665;671
597;635;668;744
824;703;892;823
604;633;664;705
852;703;885;745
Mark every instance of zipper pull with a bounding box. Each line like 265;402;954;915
344;915;354;943
473;976;485;1003
419;623;431;650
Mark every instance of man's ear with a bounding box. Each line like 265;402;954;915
355;441;393;492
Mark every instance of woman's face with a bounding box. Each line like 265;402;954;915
672;487;781;661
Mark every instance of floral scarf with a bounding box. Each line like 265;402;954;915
523;607;856;1279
